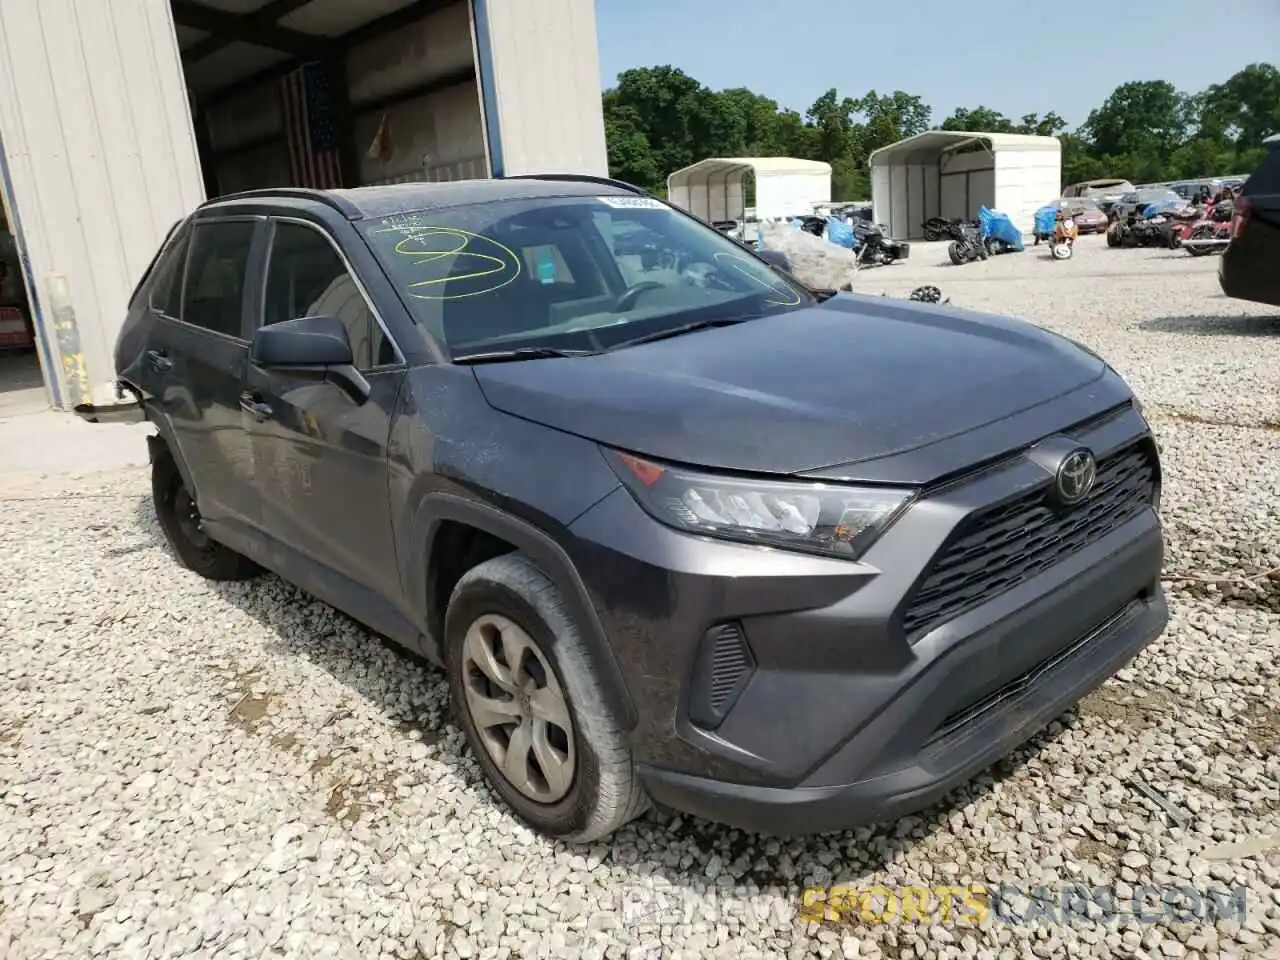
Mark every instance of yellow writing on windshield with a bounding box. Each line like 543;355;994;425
712;252;803;306
368;224;522;300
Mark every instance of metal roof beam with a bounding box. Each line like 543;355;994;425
181;0;317;64
172;0;326;59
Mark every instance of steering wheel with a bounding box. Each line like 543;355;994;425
613;280;665;312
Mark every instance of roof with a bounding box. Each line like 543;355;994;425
869;130;1061;166
203;176;641;220
667;157;832;186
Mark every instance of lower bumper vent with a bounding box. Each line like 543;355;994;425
688;622;756;730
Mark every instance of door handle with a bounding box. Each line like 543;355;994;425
239;391;273;422
145;349;172;373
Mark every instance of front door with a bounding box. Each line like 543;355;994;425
147;217;264;539
243;218;405;596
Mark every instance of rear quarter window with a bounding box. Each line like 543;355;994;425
147;226;191;319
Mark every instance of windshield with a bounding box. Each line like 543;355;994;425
1059;198;1099;211
357;195;812;358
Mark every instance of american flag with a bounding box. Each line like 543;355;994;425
280;61;344;189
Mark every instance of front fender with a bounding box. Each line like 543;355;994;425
405;491;637;732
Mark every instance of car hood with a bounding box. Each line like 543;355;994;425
471;294;1117;482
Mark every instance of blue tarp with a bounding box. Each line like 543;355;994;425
825;216;857;250
1141;199;1182;218
978;206;1025;251
1033;205;1058;235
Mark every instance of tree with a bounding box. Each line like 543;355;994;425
1080;80;1188;160
940;106;1016;133
599;64;1280;198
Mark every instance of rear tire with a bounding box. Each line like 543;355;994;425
445;553;648;842
151;452;261;581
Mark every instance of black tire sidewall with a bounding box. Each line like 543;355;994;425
151;453;256;580
444;568;609;838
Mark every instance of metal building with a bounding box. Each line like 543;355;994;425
666;157;832;224
869;131;1062;241
0;0;609;412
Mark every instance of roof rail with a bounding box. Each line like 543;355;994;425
200;187;363;219
502;173;650;196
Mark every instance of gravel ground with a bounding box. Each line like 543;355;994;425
2;237;1279;960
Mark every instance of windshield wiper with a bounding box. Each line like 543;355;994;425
452;347;598;365
606;316;756;351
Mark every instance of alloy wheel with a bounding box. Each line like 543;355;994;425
461;613;576;803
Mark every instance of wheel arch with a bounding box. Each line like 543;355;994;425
410;492;638;732
144;405;198;499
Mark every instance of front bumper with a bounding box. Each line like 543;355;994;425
566;402;1166;833
639;565;1165;836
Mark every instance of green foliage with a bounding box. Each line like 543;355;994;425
601;63;1278;195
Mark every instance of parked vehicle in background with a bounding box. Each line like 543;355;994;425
1109;189;1186;223
946;220;987;264
852;220;909;265
75;174;1169;841
1063;178;1135;204
922;216;959;241
1182;200;1234;256
1050;198;1109;234
1219;136;1280;306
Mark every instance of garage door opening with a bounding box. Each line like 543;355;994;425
869;131;1062;241
177;0;491;197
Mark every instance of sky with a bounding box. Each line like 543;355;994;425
595;0;1280;131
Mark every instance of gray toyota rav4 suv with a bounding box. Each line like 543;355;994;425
80;175;1168;842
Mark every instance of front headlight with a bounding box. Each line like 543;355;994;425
604;449;914;560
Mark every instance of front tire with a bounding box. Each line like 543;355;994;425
445;553;648;842
948;241;964;265
151;452;260;581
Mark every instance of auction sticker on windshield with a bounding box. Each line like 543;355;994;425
596;196;668;210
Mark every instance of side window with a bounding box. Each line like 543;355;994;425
181;221;256;339
263;222;396;370
148;229;190;319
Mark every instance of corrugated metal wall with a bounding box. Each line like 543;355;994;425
475;0;608;178
0;0;205;409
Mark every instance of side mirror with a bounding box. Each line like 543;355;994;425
251;315;354;368
250;315;370;404
757;249;793;272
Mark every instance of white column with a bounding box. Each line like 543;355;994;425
0;0;205;411
471;0;609;179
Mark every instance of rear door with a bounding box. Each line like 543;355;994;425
147;216;266;538
243;217;405;594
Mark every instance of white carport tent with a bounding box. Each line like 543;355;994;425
869;131;1062;241
666;157;832;223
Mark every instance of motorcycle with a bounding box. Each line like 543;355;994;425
1105;201;1185;249
978;206;1025;256
1182;200;1234;256
852;220;909;266
946;220;987;265
921;216;957;242
1049;215;1078;260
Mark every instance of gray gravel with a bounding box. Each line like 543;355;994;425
2;236;1279;959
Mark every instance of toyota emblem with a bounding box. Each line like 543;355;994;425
1054;449;1097;505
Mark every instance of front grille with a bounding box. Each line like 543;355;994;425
900;441;1156;640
